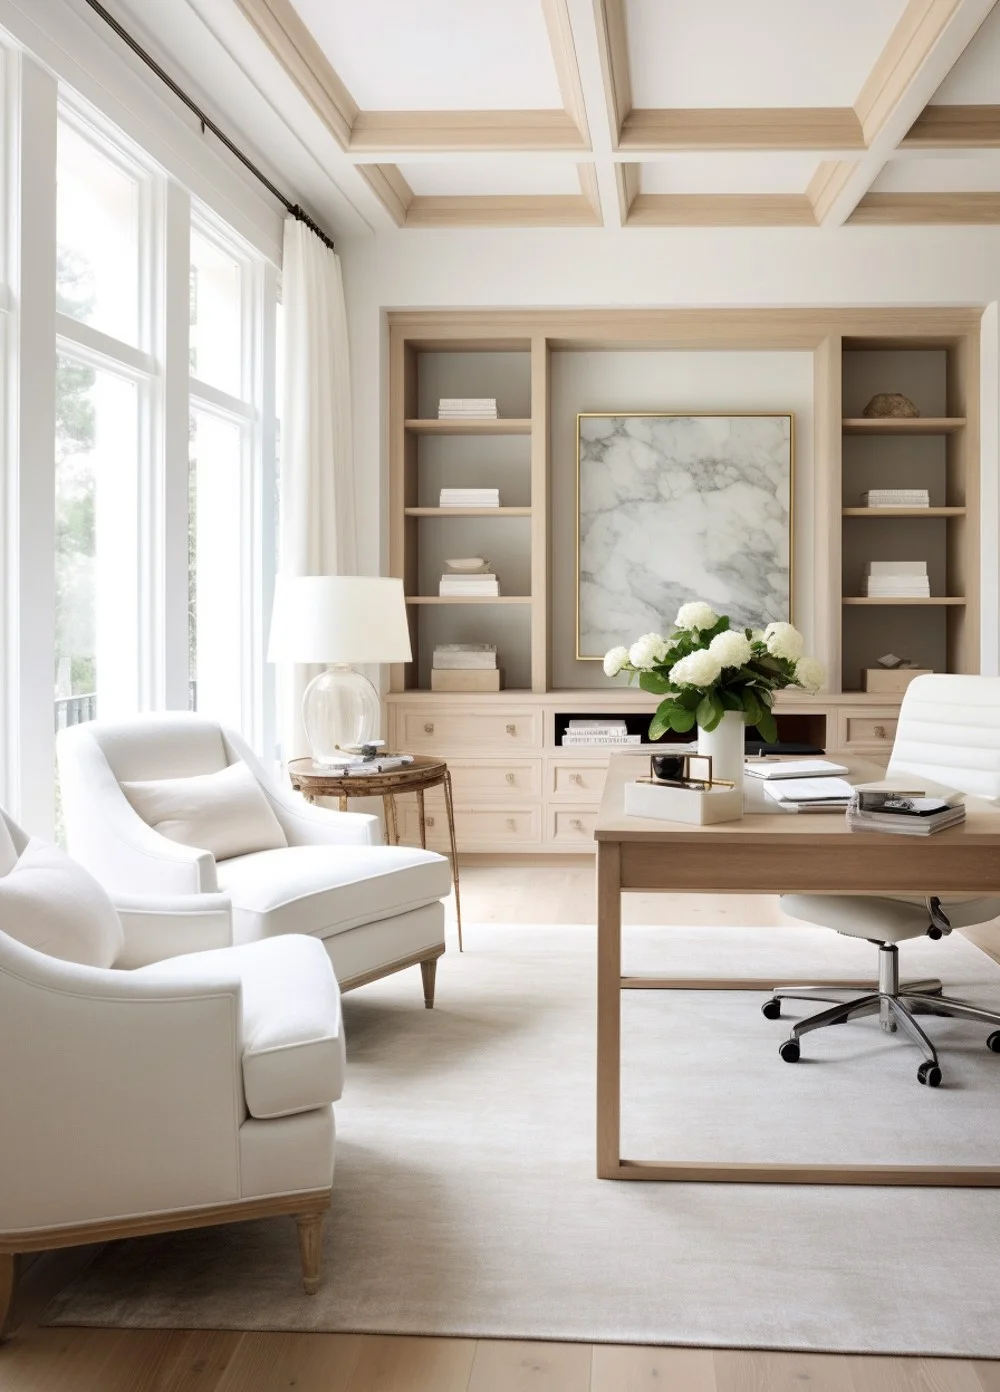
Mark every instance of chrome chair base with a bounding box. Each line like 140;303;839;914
763;944;1000;1086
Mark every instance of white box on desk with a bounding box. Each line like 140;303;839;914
623;779;743;825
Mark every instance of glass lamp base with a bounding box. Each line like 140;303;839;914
302;665;380;764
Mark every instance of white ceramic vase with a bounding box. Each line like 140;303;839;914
696;709;745;795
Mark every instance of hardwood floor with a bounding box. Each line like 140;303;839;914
3;864;999;1391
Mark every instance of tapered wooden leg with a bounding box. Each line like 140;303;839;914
442;770;463;952
421;957;438;1009
417;789;427;847
382;793;399;845
0;1253;18;1343
295;1212;326;1295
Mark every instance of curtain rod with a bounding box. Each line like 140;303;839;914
82;0;336;252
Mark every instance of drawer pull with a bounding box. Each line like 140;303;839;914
570;818;584;831
426;816;435;828
506;723;516;736
874;724;887;739
505;818;516;832
570;773;584;786
505;772;515;784
423;722;435;735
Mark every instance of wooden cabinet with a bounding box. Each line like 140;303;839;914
396;706;543;753
838;709;899;751
549;760;609;800
548;806;600;846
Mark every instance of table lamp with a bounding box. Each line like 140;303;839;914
267;575;412;764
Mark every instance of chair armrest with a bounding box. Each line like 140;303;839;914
112;894;234;968
276;801;380;847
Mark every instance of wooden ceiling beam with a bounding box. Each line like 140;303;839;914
901;103;1000;146
403;194;602;228
849;192;1000;223
619;108;865;152
354;165;413;227
592;0;631;146
348;110;588;154
627;194;817;227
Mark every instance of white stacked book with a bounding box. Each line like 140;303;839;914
431;643;501;691
762;777;854;811
562;718;640;748
438;397;499;419
439;488;500;508
439;571;500;597
862;489;930;508
863;560;930;598
847;790;965;836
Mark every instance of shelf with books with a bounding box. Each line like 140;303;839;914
841;507;965;518
842;596;965;605
406;595;532;605
405;506;533;517
404;418;532;435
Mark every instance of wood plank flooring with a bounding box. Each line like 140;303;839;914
2;866;998;1391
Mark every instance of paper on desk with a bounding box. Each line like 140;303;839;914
762;777;854;804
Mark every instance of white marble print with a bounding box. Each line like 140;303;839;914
577;414;792;657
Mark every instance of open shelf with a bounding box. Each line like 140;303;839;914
842;596;965;606
405;418;532;435
841;417;965;435
842;507;966;518
405;595;532;605
405;506;532;517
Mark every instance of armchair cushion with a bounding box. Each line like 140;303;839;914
121;761;288;862
216;843;452;943
0;839;123;968
0;814;18;876
137;935;345;1119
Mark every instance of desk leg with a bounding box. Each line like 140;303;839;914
442;771;463;953
596;840;622;1179
339;794;348;813
383;793;399;845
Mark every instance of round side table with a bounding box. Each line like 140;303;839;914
287;756;463;951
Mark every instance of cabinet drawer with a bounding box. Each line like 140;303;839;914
396;707;543;752
549;759;609;800
839;710;898;750
449;759;541;801
399;803;540;849
548;806;599;847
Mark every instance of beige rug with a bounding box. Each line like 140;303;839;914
46;924;1000;1355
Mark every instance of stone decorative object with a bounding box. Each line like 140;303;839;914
577;414;792;657
862;393;920;418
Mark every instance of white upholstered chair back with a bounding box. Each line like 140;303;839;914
887;674;1000;801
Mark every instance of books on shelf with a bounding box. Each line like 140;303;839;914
439;572;500;597
431;668;503;692
847;790;966;836
562;720;640;747
563;734;642;746
862;489;931;508
862;560;930;598
439;488;501;508
433;643;498;669
438;398;499;419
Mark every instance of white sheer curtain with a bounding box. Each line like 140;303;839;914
276;218;357;760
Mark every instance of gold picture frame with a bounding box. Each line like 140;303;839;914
576;412;795;660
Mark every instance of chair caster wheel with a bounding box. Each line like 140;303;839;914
761;998;781;1020
779;1039;800;1063
917;1061;942;1087
987;1031;1000;1053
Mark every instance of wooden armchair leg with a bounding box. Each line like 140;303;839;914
295;1212;326;1295
0;1253;18;1343
420;957;438;1009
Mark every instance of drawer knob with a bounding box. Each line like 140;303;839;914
570;818;583;831
426;815;435;828
505;772;515;784
505;818;516;832
424;722;435;735
874;724;887;739
506;723;516;736
570;773;583;786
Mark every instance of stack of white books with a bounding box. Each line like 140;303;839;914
562;719;640;748
439;571;500;597
847;790;965;836
863;560;930;598
439;488;500;508
862;489;930;508
438;397;499;419
431;643;501;691
762;776;854;811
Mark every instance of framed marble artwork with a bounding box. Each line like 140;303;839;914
576;412;793;659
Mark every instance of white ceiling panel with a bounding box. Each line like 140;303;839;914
625;0;908;108
397;160;583;196
290;0;564;110
873;155;1000;192
638;154;819;195
930;6;1000;104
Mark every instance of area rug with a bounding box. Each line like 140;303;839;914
46;924;1000;1355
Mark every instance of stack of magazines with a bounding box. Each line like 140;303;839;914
847;790;965;835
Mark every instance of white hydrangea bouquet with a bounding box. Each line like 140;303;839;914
603;601;825;745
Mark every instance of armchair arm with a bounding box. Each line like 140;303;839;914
0;936;245;1234
112;893;233;968
57;727;218;894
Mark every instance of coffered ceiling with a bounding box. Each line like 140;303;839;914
175;0;1000;227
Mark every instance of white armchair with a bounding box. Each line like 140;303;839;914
0;807;343;1340
58;714;451;1006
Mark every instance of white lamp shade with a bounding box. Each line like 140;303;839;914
267;575;412;665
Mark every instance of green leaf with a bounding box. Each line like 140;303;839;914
648;708;671;742
756;709;779;743
638;670;671;695
719;689;744;712
670;707;696;733
695;694;718;730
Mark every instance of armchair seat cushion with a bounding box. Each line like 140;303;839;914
216;844;452;945
136;935;345;1119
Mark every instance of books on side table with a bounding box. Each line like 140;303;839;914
438;397;499;419
431;643;502;691
562;718;640;748
848;790;966;835
862;560;930;598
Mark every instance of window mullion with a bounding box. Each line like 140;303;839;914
161;179;191;712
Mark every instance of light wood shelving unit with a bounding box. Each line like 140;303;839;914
386;308;984;854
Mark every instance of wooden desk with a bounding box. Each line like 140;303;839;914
595;753;1000;1187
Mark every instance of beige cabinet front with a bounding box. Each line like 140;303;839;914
395;707;543;753
549;759;609;800
548;806;599;847
838;709;899;751
449;759;542;802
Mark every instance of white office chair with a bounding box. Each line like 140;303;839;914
772;674;1000;1087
